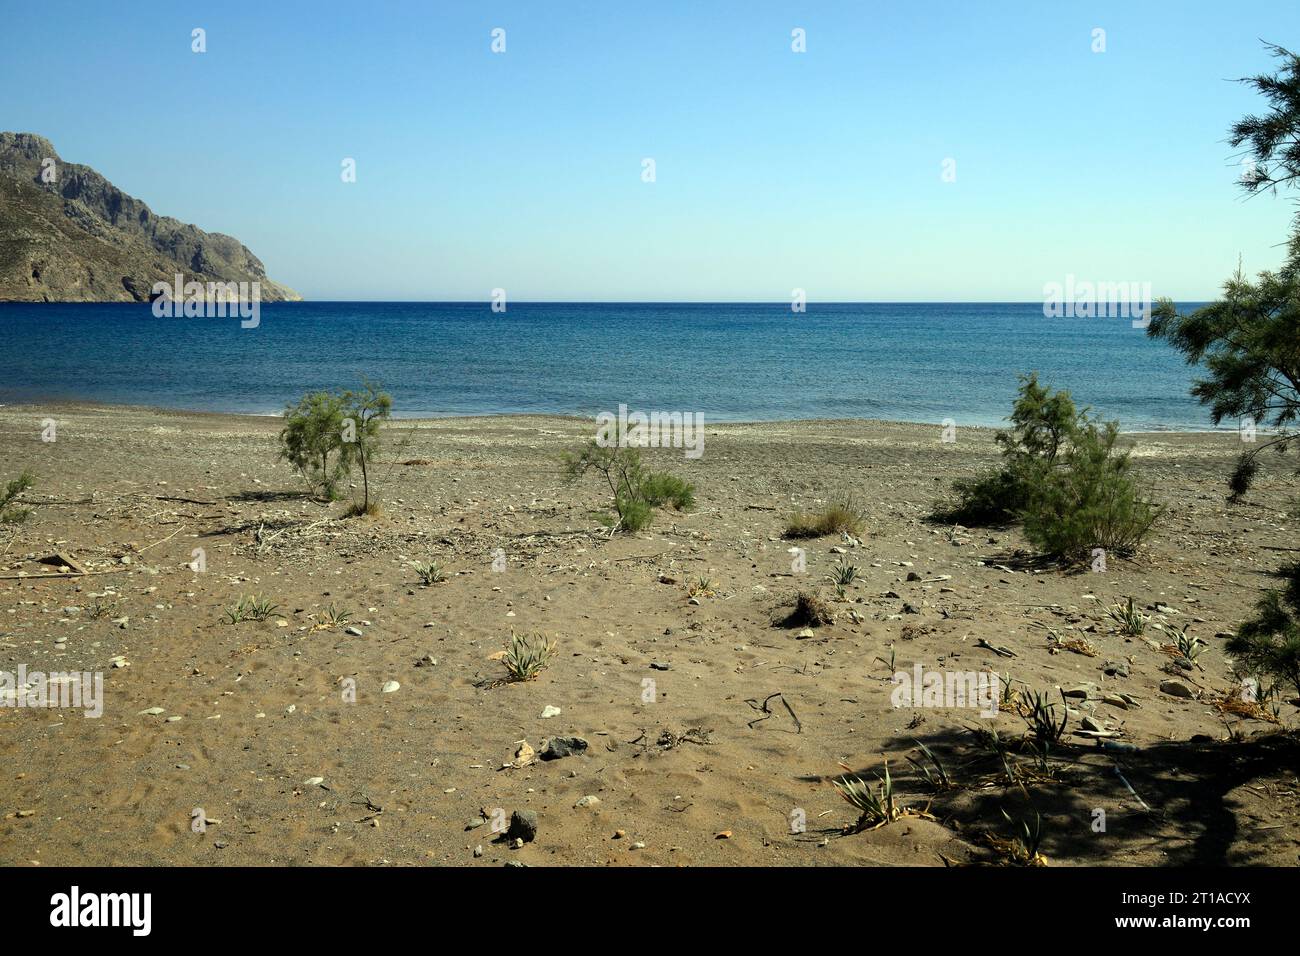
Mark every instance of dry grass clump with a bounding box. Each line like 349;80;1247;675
784;495;865;539
776;590;835;628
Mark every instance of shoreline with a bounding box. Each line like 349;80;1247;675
0;398;1235;436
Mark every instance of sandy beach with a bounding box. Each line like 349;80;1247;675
1;403;1297;867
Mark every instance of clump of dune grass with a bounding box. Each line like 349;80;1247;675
1107;596;1149;636
827;559;859;599
988;809;1048;866
906;740;954;791
310;603;352;631
1020;688;1069;745
832;760;930;832
687;576;718;599
222;594;279;624
414;560;447;586
1161;622;1208;663
777;590;835;628
344;501;383;519
784;494;865;539
502;631;556;682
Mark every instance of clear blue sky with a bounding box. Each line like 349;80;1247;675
3;0;1298;301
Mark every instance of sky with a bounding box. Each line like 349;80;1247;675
3;0;1299;301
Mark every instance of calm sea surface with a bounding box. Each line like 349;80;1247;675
0;302;1218;430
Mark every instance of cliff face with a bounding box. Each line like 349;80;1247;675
0;133;300;302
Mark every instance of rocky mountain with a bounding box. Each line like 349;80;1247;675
0;132;300;302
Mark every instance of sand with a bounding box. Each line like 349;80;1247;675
1;403;1297;867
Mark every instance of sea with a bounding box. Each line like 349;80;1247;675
0;301;1220;431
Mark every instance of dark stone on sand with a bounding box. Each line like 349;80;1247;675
540;736;589;760
507;810;538;843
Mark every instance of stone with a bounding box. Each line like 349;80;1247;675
540;736;589;760
540;705;562;719
1160;679;1196;699
574;795;601;808
345;626;364;637
507;810;538;843
381;680;400;693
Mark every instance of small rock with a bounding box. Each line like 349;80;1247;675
1160;679;1196;699
649;662;671;671
381;680;400;693
507;810;538;843
473;845;484;858
345;626;364;637
574;795;601;809
540;705;562;719
540;736;589;760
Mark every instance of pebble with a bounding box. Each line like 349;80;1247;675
382;680;400;693
574;795;601;809
345;626;363;637
1160;679;1196;699
540;705;562;719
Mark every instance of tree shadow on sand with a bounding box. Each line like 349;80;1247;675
820;726;1299;865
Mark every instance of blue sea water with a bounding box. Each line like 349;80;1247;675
0;301;1219;430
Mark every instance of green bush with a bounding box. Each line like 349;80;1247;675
1019;421;1158;560
933;374;1158;561
932;465;1026;525
563;442;695;532
932;373;1076;525
0;472;35;525
279;392;348;500
279;382;392;514
640;472;695;510
1228;562;1300;698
